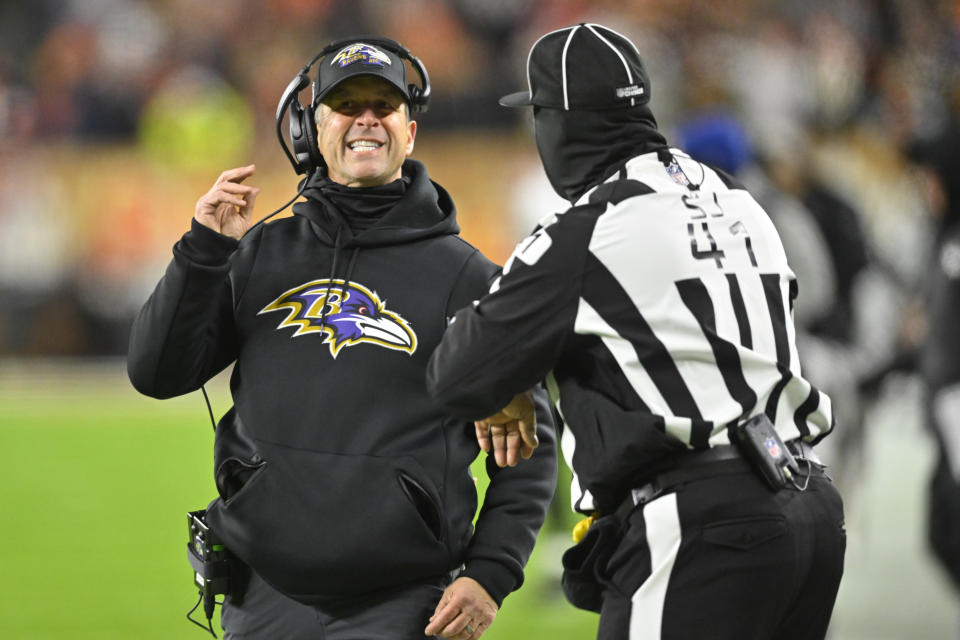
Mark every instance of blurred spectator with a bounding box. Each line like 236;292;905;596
0;153;78;355
0;57;38;142
0;0;956;362
730;16;816;161
911;104;960;594
138;65;254;172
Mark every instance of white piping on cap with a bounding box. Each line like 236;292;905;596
559;25;581;110
586;23;638;107
524;25;577;106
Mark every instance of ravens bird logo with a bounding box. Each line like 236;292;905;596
259;279;417;358
331;43;393;68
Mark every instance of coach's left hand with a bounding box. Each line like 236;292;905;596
424;577;497;639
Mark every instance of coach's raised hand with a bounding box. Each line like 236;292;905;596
474;390;539;467
194;164;260;240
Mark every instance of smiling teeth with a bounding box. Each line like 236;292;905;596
349;141;381;150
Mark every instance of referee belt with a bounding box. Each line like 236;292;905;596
629;439;823;507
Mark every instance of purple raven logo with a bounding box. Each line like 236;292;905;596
259;279;417;358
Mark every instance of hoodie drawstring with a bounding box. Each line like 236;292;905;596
340;246;360;303
318;225;344;335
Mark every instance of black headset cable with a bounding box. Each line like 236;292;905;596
198;170;314;433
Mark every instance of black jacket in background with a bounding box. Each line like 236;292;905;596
127;159;557;608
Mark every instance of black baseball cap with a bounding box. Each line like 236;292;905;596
500;23;651;111
314;39;410;106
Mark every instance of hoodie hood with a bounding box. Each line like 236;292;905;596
293;159;460;248
534;104;668;202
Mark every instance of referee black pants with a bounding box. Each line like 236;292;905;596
596;467;845;640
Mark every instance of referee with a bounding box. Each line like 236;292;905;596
427;23;845;640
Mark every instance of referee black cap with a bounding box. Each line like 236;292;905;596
500;23;651;111
314;40;411;106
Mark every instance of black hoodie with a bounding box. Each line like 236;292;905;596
127;159;557;609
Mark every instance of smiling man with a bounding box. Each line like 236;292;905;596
127;37;557;640
317;75;416;186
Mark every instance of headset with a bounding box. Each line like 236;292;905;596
275;36;431;176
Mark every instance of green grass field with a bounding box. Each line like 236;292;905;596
1;360;957;639
0;361;597;639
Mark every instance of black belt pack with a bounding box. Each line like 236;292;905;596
186;510;249;636
560;508;628;613
730;414;801;491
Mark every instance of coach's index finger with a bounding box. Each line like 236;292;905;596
217;164;256;184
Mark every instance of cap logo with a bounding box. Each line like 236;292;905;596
616;84;644;99
331;43;392;68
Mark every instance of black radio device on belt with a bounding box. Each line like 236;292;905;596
187;510;245;637
731;414;801;491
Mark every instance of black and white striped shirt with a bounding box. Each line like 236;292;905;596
428;149;834;513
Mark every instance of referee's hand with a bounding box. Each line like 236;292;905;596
194;165;260;240
474;391;538;467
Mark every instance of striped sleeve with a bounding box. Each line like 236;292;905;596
426;206;601;419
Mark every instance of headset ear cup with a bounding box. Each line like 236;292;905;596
407;85;422;112
302;103;324;171
288;99;311;174
289;100;323;174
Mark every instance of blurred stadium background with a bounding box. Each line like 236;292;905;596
1;0;959;638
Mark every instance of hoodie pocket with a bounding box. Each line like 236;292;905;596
204;445;451;605
217;457;266;502
397;471;444;542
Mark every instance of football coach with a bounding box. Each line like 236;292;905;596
129;35;557;640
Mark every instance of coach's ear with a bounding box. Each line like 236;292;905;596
404;118;417;157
